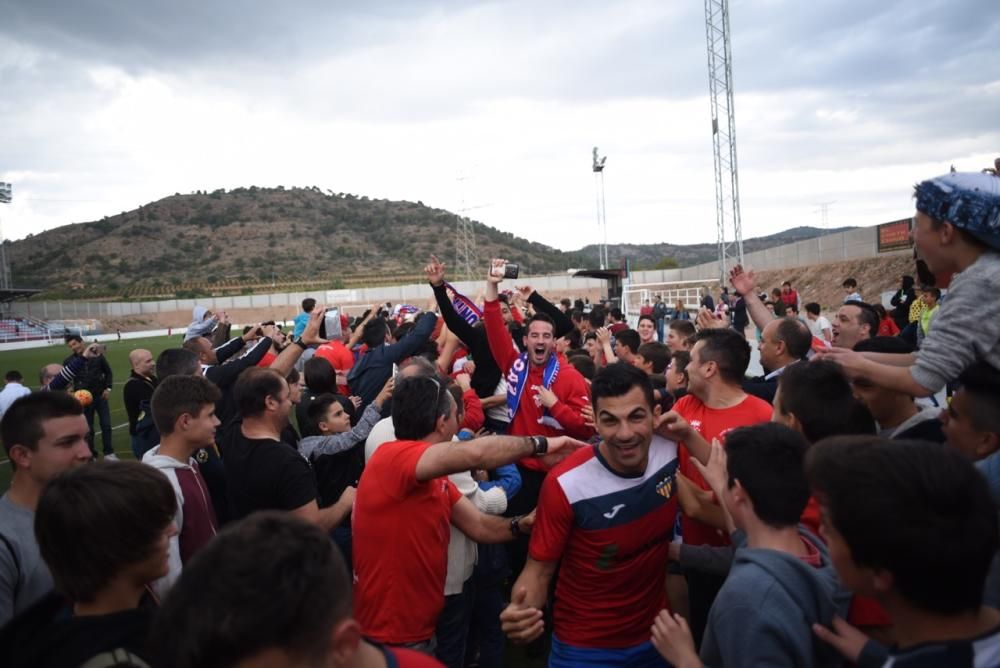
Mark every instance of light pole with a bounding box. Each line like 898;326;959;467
592;148;608;270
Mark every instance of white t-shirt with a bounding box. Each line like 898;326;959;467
807;315;831;338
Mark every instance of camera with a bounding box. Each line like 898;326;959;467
491;262;519;280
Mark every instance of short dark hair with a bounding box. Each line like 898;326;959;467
35;461;176;602
526;312;555;333
587;308;606;329
804;302;821;316
956;364;1000;434
391;375;453;440
690;329;751;383
234;367;286;418
774;317;813;359
668;319;696;340
777;360;875;443
638;314;656;328
615;329;640;354
671;350;691;379
561;328;582;350
152;375;222;435
568;355;596;380
306;393;341;429
923;287;941;300
148;513;351;668
64;334;82;344
853;336;914;355
610;307;624;321
362;318;390;349
590;362;654;411
301;298;316;313
304;356;337;394
1;392;84;468
807;437;998;614
637;342;670;374
157;348;201;380
842;277;858;289
843;300;879;336
782;281;792;288
726;423;810;528
4;370;22;383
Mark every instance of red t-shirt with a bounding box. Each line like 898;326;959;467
878;318;901;337
314;341;355;394
780;290;799;307
530;437;680;648
608;322;628;335
673;393;773;547
640;305;654;316
256;351;277;367
352;440;462;644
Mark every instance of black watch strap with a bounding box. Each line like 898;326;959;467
529;435;548;456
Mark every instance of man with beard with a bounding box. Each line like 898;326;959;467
483;259;593;510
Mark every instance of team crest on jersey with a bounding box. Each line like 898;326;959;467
656;471;676;500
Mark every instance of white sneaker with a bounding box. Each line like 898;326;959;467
104;453;120;461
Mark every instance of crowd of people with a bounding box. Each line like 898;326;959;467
0;167;998;667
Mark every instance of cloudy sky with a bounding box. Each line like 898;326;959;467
1;0;997;252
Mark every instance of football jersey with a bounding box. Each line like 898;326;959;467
530;435;680;648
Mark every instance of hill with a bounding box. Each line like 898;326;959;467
576;226;856;269
5;187;853;300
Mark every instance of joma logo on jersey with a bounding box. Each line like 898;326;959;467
656;472;676;500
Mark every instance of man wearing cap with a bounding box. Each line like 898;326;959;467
819;169;1000;396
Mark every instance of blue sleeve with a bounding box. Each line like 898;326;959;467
46;355;85;391
477;463;522;500
382;312;439;364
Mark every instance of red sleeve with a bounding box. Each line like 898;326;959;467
378;441;432;499
529;473;573;562
446;479;462;505
484;299;518;372
548;371;595;440
511;306;525;324
461;389;485;432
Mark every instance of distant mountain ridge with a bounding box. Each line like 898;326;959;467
5;186;854;299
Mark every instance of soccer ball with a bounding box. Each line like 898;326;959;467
74;389;94;407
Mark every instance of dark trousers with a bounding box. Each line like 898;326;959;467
465;543;510;668
84;394;113;456
331;525;353;574
435;578;475;668
504;465;547;580
685;570;726;650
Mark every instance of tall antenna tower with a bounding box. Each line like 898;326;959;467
704;0;743;282
0;182;12;290
592;147;609;270
455;175;481;281
813;200;836;229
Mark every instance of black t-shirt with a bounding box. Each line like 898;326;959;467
0;591;154;668
221;427;318;521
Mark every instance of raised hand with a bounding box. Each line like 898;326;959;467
425;255;446;287
729;264;756;296
487;258;507;285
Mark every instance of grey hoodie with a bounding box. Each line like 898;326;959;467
699;527;852;668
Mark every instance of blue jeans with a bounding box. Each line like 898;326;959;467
656;318;665;342
84;394;113;456
465;543;510;668
435;578;475;668
331;525;353;574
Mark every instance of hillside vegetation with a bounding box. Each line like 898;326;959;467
6;186;850;300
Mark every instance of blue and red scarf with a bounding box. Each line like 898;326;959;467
506;353;560;425
445;282;483;326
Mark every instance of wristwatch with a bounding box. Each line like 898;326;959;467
510;515;525;537
528;435;548;456
293;337;309;350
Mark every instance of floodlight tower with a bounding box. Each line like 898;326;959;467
0;182;12;290
455;175;481;281
704;0;744;283
592;147;608;270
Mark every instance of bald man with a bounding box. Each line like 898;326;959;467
124;348;158;458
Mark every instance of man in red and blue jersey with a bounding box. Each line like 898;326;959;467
500;363;710;667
